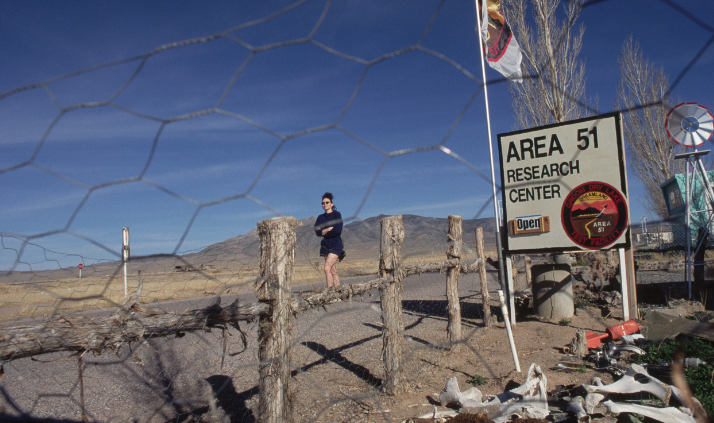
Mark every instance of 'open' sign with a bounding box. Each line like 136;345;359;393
509;215;551;235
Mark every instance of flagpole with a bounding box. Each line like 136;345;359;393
474;1;508;298
475;0;520;374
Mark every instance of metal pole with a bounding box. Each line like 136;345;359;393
474;3;520;374
474;0;508;296
695;154;714;209
694;154;714;238
685;161;691;299
498;290;520;372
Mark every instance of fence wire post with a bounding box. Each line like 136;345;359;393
77;354;88;422
122;227;130;299
446;216;462;351
524;255;532;295
257;216;298;423
379;215;404;395
476;227;491;328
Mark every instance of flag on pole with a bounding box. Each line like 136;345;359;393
479;0;523;83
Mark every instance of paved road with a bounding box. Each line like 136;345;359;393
0;269;502;422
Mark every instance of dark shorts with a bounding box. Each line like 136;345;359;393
320;236;343;257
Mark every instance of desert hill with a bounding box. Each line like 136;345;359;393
190;214;497;263
1;215;498;282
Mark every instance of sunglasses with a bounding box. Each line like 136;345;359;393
322;201;331;204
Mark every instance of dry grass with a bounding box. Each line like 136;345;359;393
0;250;494;322
636;250;714;262
0;269;258;321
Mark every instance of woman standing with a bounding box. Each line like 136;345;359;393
314;192;343;289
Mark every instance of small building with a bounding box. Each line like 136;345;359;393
660;170;714;247
633;224;674;246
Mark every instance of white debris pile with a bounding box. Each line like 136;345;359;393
416;362;708;423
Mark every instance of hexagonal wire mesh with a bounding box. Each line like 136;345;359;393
1;0;713;422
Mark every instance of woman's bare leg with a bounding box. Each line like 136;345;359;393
324;253;340;288
329;254;340;288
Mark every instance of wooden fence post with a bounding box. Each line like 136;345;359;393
446;216;462;351
257;216;298;423
379;215;405;395
476;227;491;328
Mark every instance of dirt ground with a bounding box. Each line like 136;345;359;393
0;270;699;423
282;289;624;423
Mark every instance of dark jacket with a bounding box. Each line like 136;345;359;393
314;211;343;256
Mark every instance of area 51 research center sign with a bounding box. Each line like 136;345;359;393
497;113;630;254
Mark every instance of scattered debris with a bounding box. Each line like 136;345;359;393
603;400;695;423
565;396;589;422
411;362;709;423
585;319;642;348
582;364;673;403
564;329;588;357
433;363;549;422
640;308;714;342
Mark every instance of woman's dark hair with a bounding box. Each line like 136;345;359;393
322;192;335;210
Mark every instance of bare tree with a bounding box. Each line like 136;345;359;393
615;36;685;219
502;0;593;128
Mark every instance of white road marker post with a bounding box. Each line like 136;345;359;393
618;248;630;322
122;227;130;298
505;256;516;325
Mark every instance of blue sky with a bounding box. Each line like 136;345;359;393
1;0;713;270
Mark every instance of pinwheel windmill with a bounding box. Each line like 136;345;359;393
666;102;714;299
666;102;714;147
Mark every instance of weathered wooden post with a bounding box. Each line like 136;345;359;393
476;227;491;328
379;215;404;395
257;216;298;423
446;216;462;351
524;255;532;293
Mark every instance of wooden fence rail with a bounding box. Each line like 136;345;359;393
0;259;485;363
0;215;494;423
0;299;266;362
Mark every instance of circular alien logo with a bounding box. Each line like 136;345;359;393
561;182;628;249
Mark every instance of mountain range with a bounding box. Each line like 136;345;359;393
190;214;498;266
2;215;498;282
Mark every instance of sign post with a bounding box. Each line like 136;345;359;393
498;113;636;319
78;263;83;279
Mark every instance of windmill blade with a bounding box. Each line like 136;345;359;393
693;132;706;146
684;102;700;118
693;105;712;121
669;126;685;142
684;132;694;147
698;117;714;141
